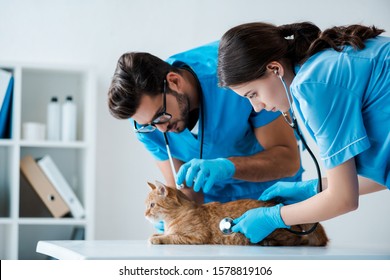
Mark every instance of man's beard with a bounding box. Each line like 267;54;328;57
166;90;190;133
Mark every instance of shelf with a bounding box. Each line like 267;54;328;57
0;140;88;148
17;218;87;226
0;218;13;225
0;140;13;146
0;63;96;259
19;140;88;149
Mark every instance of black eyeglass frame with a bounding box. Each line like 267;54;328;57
133;79;172;133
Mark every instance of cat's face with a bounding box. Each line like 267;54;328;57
144;181;170;224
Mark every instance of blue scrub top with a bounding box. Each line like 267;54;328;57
134;41;303;202
291;36;390;189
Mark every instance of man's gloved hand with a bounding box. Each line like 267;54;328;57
153;220;164;234
176;158;235;193
232;204;289;243
259;179;318;205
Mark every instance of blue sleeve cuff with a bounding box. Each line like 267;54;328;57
322;135;370;169
250;110;281;128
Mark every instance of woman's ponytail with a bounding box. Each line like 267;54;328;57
218;21;385;87
278;22;321;64
305;24;385;62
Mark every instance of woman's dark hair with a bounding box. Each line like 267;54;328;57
218;22;384;87
107;52;175;119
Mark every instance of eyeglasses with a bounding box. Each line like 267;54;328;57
133;80;172;133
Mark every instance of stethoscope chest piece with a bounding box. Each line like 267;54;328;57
219;217;234;235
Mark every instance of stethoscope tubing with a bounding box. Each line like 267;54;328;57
278;74;322;236
221;75;324;237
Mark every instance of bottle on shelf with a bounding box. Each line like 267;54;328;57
61;95;77;141
47;96;61;141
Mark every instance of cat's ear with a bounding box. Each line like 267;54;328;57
147;182;156;190
155;180;168;197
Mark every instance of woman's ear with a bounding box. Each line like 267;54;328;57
266;61;284;77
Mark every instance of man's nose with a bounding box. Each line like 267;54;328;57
155;122;169;132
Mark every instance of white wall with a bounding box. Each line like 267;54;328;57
1;0;389;248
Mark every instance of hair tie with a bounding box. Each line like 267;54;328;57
284;34;294;40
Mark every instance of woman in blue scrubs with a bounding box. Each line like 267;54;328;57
217;22;390;243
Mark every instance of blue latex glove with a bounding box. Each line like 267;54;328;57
176;158;235;193
260;179;318;205
153;220;164;233
232;204;289;243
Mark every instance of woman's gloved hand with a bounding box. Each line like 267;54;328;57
153;220;164;234
259;179;319;205
232;204;289;243
176;158;235;193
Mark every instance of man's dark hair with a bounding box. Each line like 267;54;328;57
107;52;176;119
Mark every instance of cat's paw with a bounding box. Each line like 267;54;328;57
149;236;164;245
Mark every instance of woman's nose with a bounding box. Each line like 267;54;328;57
250;100;265;113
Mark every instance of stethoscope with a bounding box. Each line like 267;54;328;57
164;66;205;189
219;71;323;236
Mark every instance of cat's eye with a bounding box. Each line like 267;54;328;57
150;203;155;208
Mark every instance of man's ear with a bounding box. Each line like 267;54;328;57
166;71;183;93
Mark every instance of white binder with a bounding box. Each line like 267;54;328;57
38;155;85;219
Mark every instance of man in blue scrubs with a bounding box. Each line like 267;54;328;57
108;41;302;205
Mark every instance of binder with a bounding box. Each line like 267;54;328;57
20;155;70;218
0;69;10;106
37;155;85;219
19;171;52;217
0;69;14;139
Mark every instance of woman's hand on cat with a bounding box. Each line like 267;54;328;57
232;204;290;243
259;179;318;205
176;158;235;193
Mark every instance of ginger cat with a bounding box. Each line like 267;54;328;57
145;181;329;246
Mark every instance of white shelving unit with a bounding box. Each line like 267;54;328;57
0;62;96;259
